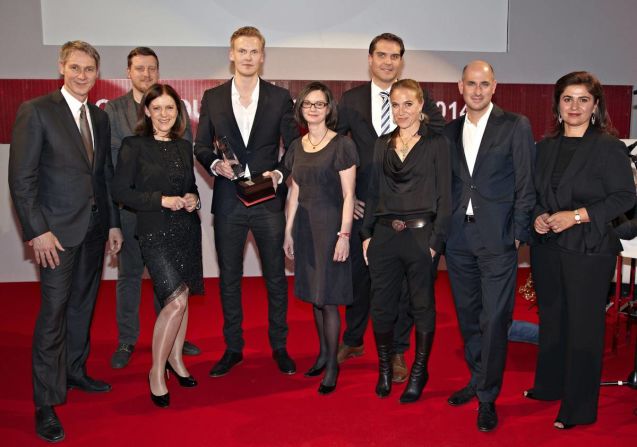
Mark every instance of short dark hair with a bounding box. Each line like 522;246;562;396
369;33;405;57
136;83;186;140
293;81;338;130
127;47;159;68
59;41;100;69
548;71;616;137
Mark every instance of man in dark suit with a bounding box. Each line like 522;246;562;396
105;46;199;369
443;60;535;432
336;33;445;382
194;26;299;377
8;41;122;442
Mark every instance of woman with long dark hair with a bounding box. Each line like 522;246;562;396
361;79;451;402
112;83;204;407
283;81;358;394
526;71;634;428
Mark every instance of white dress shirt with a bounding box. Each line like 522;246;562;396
60;86;94;144
462;102;493;215
371;81;396;137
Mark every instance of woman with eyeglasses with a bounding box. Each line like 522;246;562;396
526;71;634;429
283;81;358;394
361;79;451;402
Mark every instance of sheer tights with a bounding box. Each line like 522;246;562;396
311;304;340;387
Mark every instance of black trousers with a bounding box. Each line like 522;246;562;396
115;208;162;345
33;209;105;407
368;223;436;335
213;204;288;353
530;243;615;425
343;219;413;351
446;222;517;403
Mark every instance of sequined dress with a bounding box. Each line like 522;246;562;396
138;140;204;306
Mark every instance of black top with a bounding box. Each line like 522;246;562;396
361;129;452;252
551;136;581;192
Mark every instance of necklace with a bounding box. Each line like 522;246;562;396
397;131;418;161
307;128;329;150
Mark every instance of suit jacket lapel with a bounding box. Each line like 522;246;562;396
222;80;245;151
454;116;472;181
536;137;561;211
53;91;92;169
247;78;268;149
125;91;138;134
361;82;377;137
88;103;103;172
472;104;503;174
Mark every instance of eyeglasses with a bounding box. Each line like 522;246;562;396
301;100;328;110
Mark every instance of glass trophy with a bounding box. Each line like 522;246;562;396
214;136;245;180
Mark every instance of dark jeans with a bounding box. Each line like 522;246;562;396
33;209;105;407
213;204;288;352
115;208;161;345
343;219;413;352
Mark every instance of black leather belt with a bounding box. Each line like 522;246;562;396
379;218;428;232
464;215;476;223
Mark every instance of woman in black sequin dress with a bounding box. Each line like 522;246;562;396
112;84;203;407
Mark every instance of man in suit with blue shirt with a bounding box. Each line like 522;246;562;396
195;26;299;377
9;41;122;443
444;60;535;432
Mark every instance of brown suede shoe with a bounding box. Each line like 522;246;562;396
392;353;408;383
337;343;364;364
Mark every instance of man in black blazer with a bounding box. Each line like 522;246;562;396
336;33;445;382
194;27;299;377
443;60;535;432
105;46;199;369
8;41;122;442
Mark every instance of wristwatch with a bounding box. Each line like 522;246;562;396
574;209;581;224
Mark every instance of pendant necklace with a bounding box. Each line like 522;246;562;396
398;131;418;161
307;128;329;150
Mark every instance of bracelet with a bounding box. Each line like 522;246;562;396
337;232;350;239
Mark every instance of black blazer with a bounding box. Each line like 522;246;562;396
9;90;119;246
111;136;199;236
194;78;299;215
336;82;445;202
444;105;536;254
533;128;635;254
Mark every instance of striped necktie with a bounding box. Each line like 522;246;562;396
379;91;390;136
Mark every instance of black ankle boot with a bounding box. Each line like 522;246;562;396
374;331;394;398
400;331;434;404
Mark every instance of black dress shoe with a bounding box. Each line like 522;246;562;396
209;351;243;377
273;349;296;375
182;340;201;356
447;385;476;406
166;361;198;387
35;406;65;443
304;364;326;377
523;389;540;400
67;375;112;393
111;343;134;369
477;402;498;432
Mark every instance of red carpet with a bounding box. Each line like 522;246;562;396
0;269;635;446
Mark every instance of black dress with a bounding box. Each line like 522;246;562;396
112;137;204;307
285;134;359;306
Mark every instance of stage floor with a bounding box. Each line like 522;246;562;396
0;270;635;446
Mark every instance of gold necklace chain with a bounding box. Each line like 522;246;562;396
307;128;329;149
397;131;418;161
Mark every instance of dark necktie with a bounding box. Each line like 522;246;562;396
79;104;94;165
380;91;390;135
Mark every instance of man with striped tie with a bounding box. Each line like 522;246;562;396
336;33;445;383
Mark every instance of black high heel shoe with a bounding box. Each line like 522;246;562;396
166;361;198;387
553;420;575;430
304;363;326;377
149;374;169;408
318;368;339;395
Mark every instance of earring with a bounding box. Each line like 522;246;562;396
591;113;596;125
419;112;426;122
558;113;562;124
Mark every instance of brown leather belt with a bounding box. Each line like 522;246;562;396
379;218;428;232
